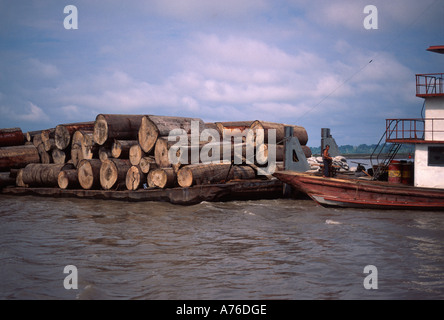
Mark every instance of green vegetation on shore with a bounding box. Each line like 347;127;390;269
310;144;415;156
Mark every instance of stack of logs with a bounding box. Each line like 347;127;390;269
0;115;311;192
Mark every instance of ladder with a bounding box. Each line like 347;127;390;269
370;121;402;180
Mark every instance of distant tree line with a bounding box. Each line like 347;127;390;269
310;144;415;156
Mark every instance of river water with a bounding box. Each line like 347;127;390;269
1;192;443;300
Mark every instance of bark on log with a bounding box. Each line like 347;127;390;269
0;128;25;147
77;159;102;190
37;143;52;164
138;115;205;153
250;121;308;145
215;121;255;142
111;140;138;159
100;158;132;190
139;156;156;174
26;130;42;143
0;145;40;171
129;144;145;166
55;121;95;150
58;169;79;189
125;165;146;190
177;163;256;188
21;163;74;187
94;114;144;146
148;167;176;189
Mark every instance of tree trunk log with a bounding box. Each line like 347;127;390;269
52;148;69;164
41;128;55;151
100;158;132;190
129;144;145;166
71;130;96;166
99;146;112;162
111;140;138;158
139;156;156;173
177;163;256;187
148;167;176;188
55;121;95;150
0;145;40;171
138;115;205;153
0;128;25;147
250;121;308;145
58;169;79;189
15;168;28;187
77;159;102;190
125;165;146;190
94;114;144;145
21;163;74;187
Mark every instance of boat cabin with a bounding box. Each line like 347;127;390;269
385;46;444;188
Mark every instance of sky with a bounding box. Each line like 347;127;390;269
1;0;443;147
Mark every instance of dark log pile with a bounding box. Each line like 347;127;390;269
1;114;310;192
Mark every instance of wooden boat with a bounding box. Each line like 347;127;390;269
273;171;444;210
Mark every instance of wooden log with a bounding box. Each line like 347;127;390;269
15;168;28;187
125;165;146;190
94;114;144;146
138;115;205;153
52;148;68;164
41;128;55;151
100;158;132;190
71;130;97;166
146;170;156;187
177;163;256;188
99;146;112;162
25;130;42;143
111;140;138;159
32;133;43;148
0;145;40;171
148;167;176;189
129;144;145;166
250;121;308;145
58;169;79;189
37;143;52;164
55;121;95;150
215;121;255;142
0;128;25;147
77;159;102;190
21;163;74;187
139;156;156;174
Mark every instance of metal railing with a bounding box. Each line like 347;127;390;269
385;118;444;142
416;73;444;97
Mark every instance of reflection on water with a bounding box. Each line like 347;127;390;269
0;194;443;299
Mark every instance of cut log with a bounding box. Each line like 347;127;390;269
250;121;308;145
25;130;42;143
58;169;79;189
177;163;256;188
15;168;28;187
99;147;112;162
100;158;132;190
0;145;40;171
41;128;55;151
138;115;205;153
52;148;68;164
129;144;145;166
94;114;144;146
21;163;74;187
37;143;52;164
77;159;102;190
147;170;156;188
139;156;156;174
55;121;95;150
0;128;25;147
148;167;176;189
215;121;255;142
125;165;146;190
71;130;97;166
111;140;138;159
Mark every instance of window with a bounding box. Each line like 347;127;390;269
428;146;444;166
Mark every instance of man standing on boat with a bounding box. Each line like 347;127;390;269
322;145;332;177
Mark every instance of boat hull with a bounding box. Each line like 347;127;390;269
273;171;444;210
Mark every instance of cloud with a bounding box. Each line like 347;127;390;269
1;102;50;123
